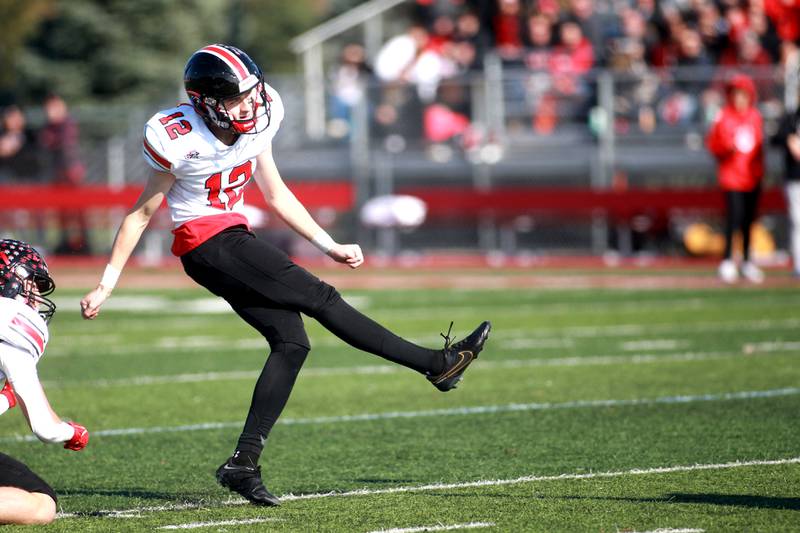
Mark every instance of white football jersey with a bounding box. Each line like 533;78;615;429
0;296;49;376
142;83;285;228
0;297;75;444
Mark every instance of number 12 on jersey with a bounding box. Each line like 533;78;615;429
205;160;253;210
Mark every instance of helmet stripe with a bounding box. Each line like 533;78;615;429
200;45;249;81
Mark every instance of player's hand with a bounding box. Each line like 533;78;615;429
1;381;16;409
64;422;89;451
328;243;364;269
80;285;112;320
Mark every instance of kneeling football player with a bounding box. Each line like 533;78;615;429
0;239;89;525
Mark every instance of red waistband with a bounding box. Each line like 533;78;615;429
171;212;250;256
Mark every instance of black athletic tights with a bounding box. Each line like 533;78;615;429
723;188;761;261
180;227;444;463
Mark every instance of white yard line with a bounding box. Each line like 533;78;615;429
57;457;800;519
366;522;495;533
621;339;686;351
42;364;404;389
40;345;798;389
742;341;800;354
52;296;232;314
46;317;800;358
522;317;800;340
58;295;712;317
8;387;798;443
157;517;283;529
53;295;369;316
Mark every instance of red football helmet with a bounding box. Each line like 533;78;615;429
0;239;56;323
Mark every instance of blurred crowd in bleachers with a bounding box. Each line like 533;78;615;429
0;94;90;254
327;0;799;148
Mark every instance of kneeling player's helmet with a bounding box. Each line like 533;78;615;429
0;240;56;323
184;44;271;134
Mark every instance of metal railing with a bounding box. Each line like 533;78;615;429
289;0;411;139
2;63;796;258
5;63;794;190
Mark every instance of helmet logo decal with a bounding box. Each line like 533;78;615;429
14;265;30;279
238;74;259;93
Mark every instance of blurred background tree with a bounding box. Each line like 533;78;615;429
1;0;333;107
235;0;323;75
0;0;54;104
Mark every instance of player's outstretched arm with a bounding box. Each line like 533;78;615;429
1;350;87;449
253;149;364;269
81;170;175;319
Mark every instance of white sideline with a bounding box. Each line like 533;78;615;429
157;517;282;529
6;387;798;443
366;522;495;533
40;345;799;389
57;457;800;519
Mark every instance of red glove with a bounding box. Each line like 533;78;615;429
64;422;89;451
1;381;16;409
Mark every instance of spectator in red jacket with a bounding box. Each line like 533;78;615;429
706;73;765;283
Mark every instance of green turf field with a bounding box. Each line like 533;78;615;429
2;280;799;532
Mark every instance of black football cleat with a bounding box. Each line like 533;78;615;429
215;458;281;506
427;321;491;392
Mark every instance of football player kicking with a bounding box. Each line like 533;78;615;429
80;44;490;507
0;239;89;525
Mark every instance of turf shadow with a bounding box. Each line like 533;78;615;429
665;493;800;510
555;493;800;511
59;487;203;501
